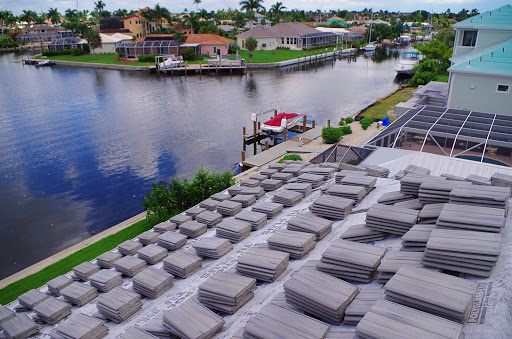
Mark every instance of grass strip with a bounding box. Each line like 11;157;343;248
0;212;176;305
359;87;416;121
49;53;148;66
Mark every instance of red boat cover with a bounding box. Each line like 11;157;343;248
263;113;300;127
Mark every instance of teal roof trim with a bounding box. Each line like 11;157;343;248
453;5;512;30
450;38;512;64
448;40;512;76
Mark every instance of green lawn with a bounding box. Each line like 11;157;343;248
360;87;417;121
49;53;149;66
238;48;337;64
435;74;449;82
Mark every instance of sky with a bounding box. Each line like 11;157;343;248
2;0;511;17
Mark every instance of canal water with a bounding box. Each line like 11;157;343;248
0;48;404;279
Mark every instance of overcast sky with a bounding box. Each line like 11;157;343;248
3;0;511;16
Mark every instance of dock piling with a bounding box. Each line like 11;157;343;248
241;151;245;162
283;128;287;141
303;116;307;133
328;120;331;127
312;120;316;128
265;141;268;150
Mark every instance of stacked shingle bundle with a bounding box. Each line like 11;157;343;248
335;170;368;183
491;172;512;187
240;178;260;187
0;305;16;329
251;202;283;219
228;186;243;196
97;287;142;323
162;252;202;278
169;214;193;225
18;289;48;310
401;224;435;251
394;198;424;210
89;270;123;292
46;276;73;296
359;164;389;178
400;174;445;197
260;168;278;177
356;300;464;339
153;221;176;234
418;180;472;204
296;173;324;188
162;299;225;338
243;303;330;338
1;314;40;339
260;179;283;191
60;283;98;307
365;203;419;235
240;187;265;199
376;251;424;283
235;210;267;231
195;210;223;228
417;203;445;224
317;240;386;283
193;237;233;259
404;164;431;176
133;267;174;299
216;200;243;216
179;220;207;238
287;214;333;240
441;173;466;181
157;231;187;251
422;229;501;277
267;229;316;259
344;288;386;325
199;198;219;211
340;224;384;243
137;231;159;246
339;176;376;191
137;244;168;265
96;252;122;269
384;266;478;323
198;271;256;314
268;163;287;171
32;298;71;325
450;185;511;210
72;262;100;281
308;167;335;180
118;326;155;339
114;256;147;277
272;189;303;206
466;174;491;186
231;194;257;207
216;219;252;243
436;203;505;232
236;247;289;282
284;268;359;324
281;165;304;177
140;317;171;339
55;314;108;339
270;171;293;183
248;174;268;182
377;191;414;205
311;195;354;220
118;240;143;256
210;192;232;201
325;185;367;203
282;183;312;196
184;206;206;219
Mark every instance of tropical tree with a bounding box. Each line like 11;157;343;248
193;0;202;12
47;8;61;25
65;9;78;21
245;36;257;63
270;2;286;22
240;0;265;29
20;10;37;27
86;30;102;59
0;10;15;27
153;4;170;27
183;11;200;34
173;31;186;43
95;1;106;19
113;9;128;17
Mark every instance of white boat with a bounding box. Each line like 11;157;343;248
394;51;421;75
399;34;412;43
261;113;304;134
364;9;377;51
423;34;432;41
36;57;55;67
158;55;183;69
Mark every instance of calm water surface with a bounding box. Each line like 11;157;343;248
0;49;403;278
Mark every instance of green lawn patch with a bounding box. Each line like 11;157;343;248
359;87;417;121
435;74;449;82
0;211;177;305
238;48;337;64
49;53;148;66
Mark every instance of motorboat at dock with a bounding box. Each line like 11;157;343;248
261;113;305;134
394;51;421;75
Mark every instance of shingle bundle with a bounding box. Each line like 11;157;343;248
384;266;478;323
317;240;386;283
491;172;512;187
46;276;73;297
89;269;123;292
267;229;316;259
260;178;283;191
210;192;232;201
377;191;414;205
114;256;147;277
340;224;384;243
325;184;367;203
268;163;287;171
0;305;15;329
193;237;233;259
308;167;335;180
118;240;143;256
137;231;159;246
401;174;446;197
365;203;419;235
243;303;330;339
95;252;122;269
394;198;424;210
227;186;243;196
235;210;267;231
118;326;155;339
339;176;376;191
466;174;491;186
271;172;293;183
404;164;431;176
282;183;312;196
441;173;466;181
281;165;304;177
1;314;40;339
417;203;445;224
199;198;219;211
133;267;174;299
162;299;225;338
248;174;268;182
236;247;289;282
251;202;283;219
156;231;187;251
310;195;354;220
449;186;511;210
17;289;48;311
359;164;389;178
55;314;108;339
162;252;202;278
272;189;303;206
60;282;98;307
287;214;333;240
418;180;472;204
356;300;464;339
179;220;207;238
344;288;386;325
240;187;265;199
216;219;252;243
335;170;368;183
184;206;206;219
422;229;501;277
137;244;168;265
169;214;193;225
296;173;324;188
195;210;223;228
240;178;260;187
198;271;256;314
401;224;435;251
33;297;71;325
72;262;100;281
216;200;243;216
376;251;424;283
140;317;171;339
97;287;142;323
260;168;279;177
231;194;257;207
153;221;177;234
436;203;505;232
284;268;359;324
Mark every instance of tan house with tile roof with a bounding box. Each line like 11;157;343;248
185;34;233;56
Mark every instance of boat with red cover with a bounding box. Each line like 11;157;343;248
261;113;304;134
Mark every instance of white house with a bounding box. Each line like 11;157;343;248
95;33;133;54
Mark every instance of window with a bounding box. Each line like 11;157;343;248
287;37;289;44
262;43;266;47
497;84;510;93
461;30;477;47
294;38;297;44
213;46;217;54
281;37;284;44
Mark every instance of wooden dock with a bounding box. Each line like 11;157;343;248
157;63;246;76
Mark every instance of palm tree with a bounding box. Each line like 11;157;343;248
193;0;202;12
153;4;170;28
86;30;102;59
183;11;200;34
95;1;106;19
20;10;37;27
0;10;13;27
270;2;286;22
65;9;78;21
239;0;265;29
47;8;61;25
245;36;258;62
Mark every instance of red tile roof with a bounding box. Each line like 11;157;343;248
185;33;232;45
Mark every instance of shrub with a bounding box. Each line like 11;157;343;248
181;47;197;61
81;43;90;54
228;44;240;54
341;125;352;135
277;154;303;163
338;120;345;126
197;53;210;60
322;126;344;144
360;116;374;130
408;58;440;87
0;37;18;48
345;117;354;124
138;54;158;62
70;47;83;56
